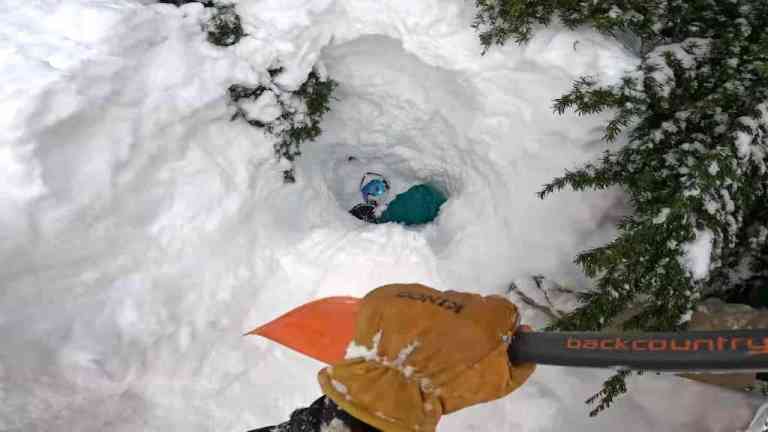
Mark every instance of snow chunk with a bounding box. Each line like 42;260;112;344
678;310;693;325
735;131;753;159
707;161;719;176
378;340;420;378
683;187;700;197
646;38;711;97
390;341;419;369
238;91;282;124
321;418;351;432
704;198;719;215
721;189;735;213
681;229;714;280
402;366;416;378
345;333;419;378
345;330;382;360
651;129;665;143
652;208;670;224
661;121;678;134
331;379;349;396
757;227;768;245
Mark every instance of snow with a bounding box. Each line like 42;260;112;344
678;310;694;326
707;161;719;176
704;198;719;215
239;91;282;123
608;6;623;19
646;38;711;97
721;188;736;213
681;229;715;281
344;330;381;361
735;130;754;159
383;340;420;378
653;208;671;224
321;419;352;432
343;332;419;378
331;379;348;396
0;0;760;431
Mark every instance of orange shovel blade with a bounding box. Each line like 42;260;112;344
245;297;361;364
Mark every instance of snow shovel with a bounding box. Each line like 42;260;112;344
246;297;768;371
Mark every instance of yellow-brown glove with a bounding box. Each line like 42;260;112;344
317;283;536;432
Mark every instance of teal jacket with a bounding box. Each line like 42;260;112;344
378;184;447;226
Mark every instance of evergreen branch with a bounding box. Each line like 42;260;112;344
474;0;768;417
228;68;338;182
586;369;634;417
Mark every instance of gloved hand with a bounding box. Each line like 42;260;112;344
318;283;536;432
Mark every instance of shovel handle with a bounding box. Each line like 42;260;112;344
508;329;768;371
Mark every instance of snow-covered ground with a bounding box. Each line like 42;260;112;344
0;0;760;430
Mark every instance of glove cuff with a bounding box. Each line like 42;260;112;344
318;361;441;432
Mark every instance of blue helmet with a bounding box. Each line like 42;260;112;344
360;172;390;204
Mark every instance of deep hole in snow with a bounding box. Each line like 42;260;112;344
290;33;632;289
296;35;478;228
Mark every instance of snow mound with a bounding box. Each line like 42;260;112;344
0;0;759;431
